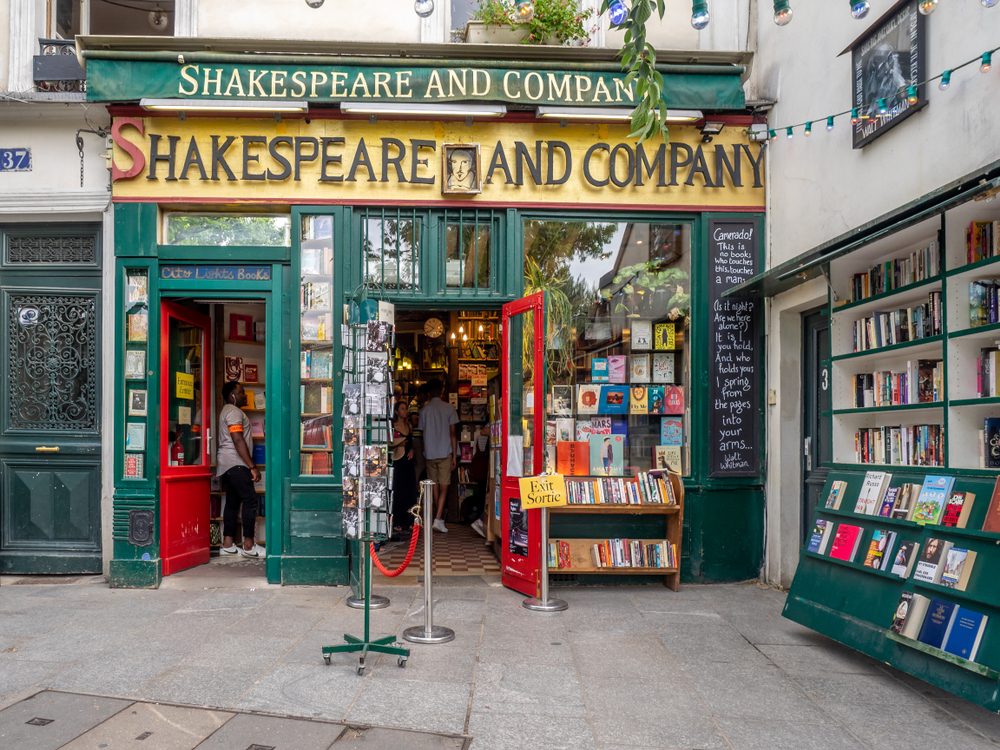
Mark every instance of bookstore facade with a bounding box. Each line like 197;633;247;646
84;44;767;590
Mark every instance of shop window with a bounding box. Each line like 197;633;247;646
299;215;335;477
164;214;291;247
524;220;692;476
361;209;422;293
53;0;175;37
444;210;495;292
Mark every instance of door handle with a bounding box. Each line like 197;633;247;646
35;446;60;452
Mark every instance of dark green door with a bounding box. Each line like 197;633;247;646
0;225;103;574
801;306;831;546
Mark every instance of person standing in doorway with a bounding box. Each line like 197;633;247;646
408;382;430;483
418;379;458;533
217;382;265;558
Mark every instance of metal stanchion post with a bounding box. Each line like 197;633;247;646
403;480;455;644
523;506;568;612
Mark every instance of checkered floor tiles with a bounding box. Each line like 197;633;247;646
373;522;500;576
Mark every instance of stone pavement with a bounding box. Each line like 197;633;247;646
2;570;1000;750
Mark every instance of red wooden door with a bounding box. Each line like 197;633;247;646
500;292;545;597
160;300;212;576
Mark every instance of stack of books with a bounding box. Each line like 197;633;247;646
589;539;677;569
851;293;942;352
849;241;939;302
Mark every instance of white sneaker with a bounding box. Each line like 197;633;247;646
432;519;448;533
221;544;239;555
240;543;267;558
471;519;485;538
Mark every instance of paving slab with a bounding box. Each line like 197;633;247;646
466;711;595;750
233;662;363;720
40;647;188;696
717;718;868;750
0;690;132;750
190;712;344;749
333;725;469;749
346;678;471;734
471;662;587;717
61;702;234;750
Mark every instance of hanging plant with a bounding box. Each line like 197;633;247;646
605;260;690;319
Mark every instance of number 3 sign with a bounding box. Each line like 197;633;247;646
0;148;31;172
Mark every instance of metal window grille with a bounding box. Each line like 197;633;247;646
360;208;422;295
443;208;498;296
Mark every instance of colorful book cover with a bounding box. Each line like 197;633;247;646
652;353;675;384
589;433;624;477
591;358;610;383
829;524;862;562
891;541;920;578
943;607;988;661
608;356;627;384
663;386;684;415
913;537;950;583
555;418;574;443
631;321;652;350
630;354;650;384
577;385;601;415
575;420;593;441
654;322;676;350
824;480;846;510
890;591;914;634
983;476;1000;533
647;386;665;415
939;548;976;590
661;417;683;446
918;598;958;649
878;487;900;517
863;529;893;568
654;445;681;472
912;475;955;525
629;387;648;415
941;491;975;528
599;386;629;415
590;417;612;435
806;519;832;554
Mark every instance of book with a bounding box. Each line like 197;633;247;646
124;453;144;479
806;519;834;554
599;386;628;415
125;422;146;451
891;483;917;519
552;385;573;415
647;386;665;415
631;321;652;350
589;433;624;477
575;420;593;441
652;353;675;384
829;524;862;562
984;476;1000;533
607;356;627;384
127;309;149;342
252;444;265;465
630;354;650;384
941;491;975;528
939;547;976;590
913;538;953;584
125;349;146;380
824;480;847;510
877;487;899;517
657;445;682;472
890;591;915;634
912;475;955;525
854;471;891;515
654;322;676;350
660;417;683;446
943;606;988;662
629;386;648;415
863;529;895;569
591;358;610;383
556;442;590;476
987;417;1000;468
249;419;265;438
590;417;612;435
899;593;932;639
918;598;959;650
663;386;684;415
577;385;601;415
554;418;574;444
891;541;920;578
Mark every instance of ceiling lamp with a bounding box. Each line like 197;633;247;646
535;106;703;122
140;99;309;113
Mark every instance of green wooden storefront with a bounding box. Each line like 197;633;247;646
108;202;766;588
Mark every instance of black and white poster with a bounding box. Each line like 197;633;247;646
851;0;926;149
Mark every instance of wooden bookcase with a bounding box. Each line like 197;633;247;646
549;471;684;590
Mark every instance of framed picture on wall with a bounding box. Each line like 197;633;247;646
230;313;254;341
128;389;148;417
442;143;482;195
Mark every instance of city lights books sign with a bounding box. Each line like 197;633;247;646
848;0;926;149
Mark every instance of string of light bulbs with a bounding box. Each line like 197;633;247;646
762;44;1000;143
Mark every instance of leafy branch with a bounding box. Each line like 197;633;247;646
605;261;690;317
600;0;669;144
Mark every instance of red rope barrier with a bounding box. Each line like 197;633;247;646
370;522;421;577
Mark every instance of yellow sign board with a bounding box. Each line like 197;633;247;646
110;117;765;210
176;372;195;400
518;474;568;510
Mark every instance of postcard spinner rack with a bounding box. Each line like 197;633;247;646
322;317;410;674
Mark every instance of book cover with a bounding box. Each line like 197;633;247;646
941;491;976;528
943;607;988;662
913;537;952;584
125;422;146;452
590;417;612;435
654;322;676;350
125;349;146;380
663;386;684;415
124;453;144;479
984;476;1000;533
629;386;649;415
824;480;846;510
891;541;920;578
127;309;149;342
900;593;932;640
987;417;1000;468
575;420;593;441
878;487;900;517
555;418;574;443
892;483;914;518
558;540;572;569
647;386;665;415
630;354;650;384
855;471;888;514
249;419;265;438
806;519;833;554
631;321;652;350
589;433;624;477
913;475;955;525
544;420;556;446
591;358;610;383
652;353;675;384
657;446;682;472
829;524;862;562
890;591;915;634
863;529;893;568
599;386;628;415
252;444;265;465
577;385;601;415
939;548;976;590
608;356;627;384
660;417;683;446
551;385;573;415
918;598;959;650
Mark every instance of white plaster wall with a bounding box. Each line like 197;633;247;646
0;0;11;91
604;4;699;51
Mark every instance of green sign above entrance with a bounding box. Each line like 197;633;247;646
85;58;746;111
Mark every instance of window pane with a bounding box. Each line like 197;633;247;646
300;215;335;476
363;214;420;291
446;222;491;289
525;220;692;478
165;214;291;247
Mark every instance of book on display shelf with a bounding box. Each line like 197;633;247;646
938;548;977;591
983;477;1000;533
890;591;931;639
849;241;939;303
652;353;675;384
891;541;920;579
591;358;609;383
941;491;976;528
590;539;676;568
829;524;863;562
854;471;892;515
943;607;989;662
807;520;835;555
913;538;953;584
824;480;848;510
918;598;959;650
630;354;650;383
851;293;942;353
912;476;955;525
863;530;896;570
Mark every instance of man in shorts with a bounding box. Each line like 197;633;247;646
418;379;458;533
217;381;265;557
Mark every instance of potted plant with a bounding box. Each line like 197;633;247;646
464;0;594;45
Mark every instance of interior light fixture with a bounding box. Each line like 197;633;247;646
140;98;309;113
339;102;506;118
535;107;703;122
